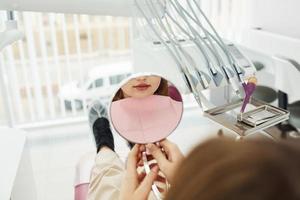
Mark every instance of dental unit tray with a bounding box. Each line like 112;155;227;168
204;98;290;136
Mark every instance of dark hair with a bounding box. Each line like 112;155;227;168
113;77;169;101
166;138;300;200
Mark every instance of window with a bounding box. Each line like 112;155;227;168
87;78;103;90
88;83;94;90
109;74;128;85
95;78;104;88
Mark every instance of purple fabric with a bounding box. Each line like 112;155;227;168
241;82;257;113
168;86;183;102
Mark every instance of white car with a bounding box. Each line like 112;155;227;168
59;61;132;110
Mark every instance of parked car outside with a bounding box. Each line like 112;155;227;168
58;61;132;110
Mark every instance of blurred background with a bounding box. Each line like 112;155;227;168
0;13;132;126
1;0;300;199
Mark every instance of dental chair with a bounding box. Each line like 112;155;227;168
74;152;95;200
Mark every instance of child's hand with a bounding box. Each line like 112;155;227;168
146;139;184;184
120;144;159;200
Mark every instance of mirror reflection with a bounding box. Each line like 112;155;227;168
110;74;183;144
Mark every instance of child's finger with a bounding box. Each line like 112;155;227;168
126;144;140;176
135;166;159;199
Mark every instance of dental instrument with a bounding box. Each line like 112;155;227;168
240;77;257;113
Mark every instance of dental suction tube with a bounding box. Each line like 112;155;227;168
135;0;206;109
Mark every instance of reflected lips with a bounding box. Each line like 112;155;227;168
133;83;151;91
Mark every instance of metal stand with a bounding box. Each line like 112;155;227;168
204;98;290;139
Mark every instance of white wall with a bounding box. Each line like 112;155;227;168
206;0;300;62
249;0;300;38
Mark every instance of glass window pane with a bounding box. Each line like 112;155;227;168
109;74;127;85
95;79;104;88
88;83;94;90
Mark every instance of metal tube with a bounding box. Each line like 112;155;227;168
151;1;208;89
135;0;195;96
137;0;206;108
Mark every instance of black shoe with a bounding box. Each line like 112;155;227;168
93;118;115;153
88;101;114;153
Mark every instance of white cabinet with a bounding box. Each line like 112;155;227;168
0;127;36;200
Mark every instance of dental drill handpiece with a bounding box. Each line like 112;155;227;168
240;77;257;113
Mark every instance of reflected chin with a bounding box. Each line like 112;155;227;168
132;92;152;98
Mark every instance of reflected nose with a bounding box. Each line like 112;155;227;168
135;76;147;82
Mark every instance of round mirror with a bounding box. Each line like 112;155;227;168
109;74;183;144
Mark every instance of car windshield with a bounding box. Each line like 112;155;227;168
77;75;89;88
109;74;127;85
